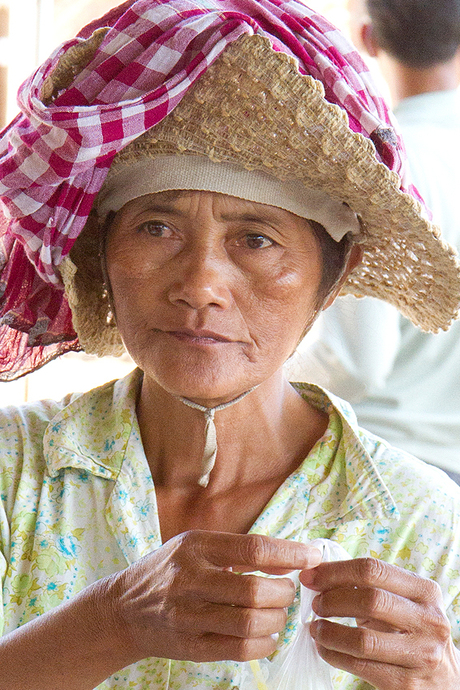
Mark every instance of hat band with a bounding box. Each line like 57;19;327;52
97;155;360;241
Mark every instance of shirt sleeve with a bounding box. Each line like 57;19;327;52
0;401;57;638
0;523;7;637
0;445;16;638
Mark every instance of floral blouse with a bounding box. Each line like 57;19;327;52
1;369;460;689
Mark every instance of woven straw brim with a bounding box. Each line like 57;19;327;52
103;34;460;332
64;32;460;357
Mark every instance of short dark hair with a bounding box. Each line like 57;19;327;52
366;0;460;68
309;220;353;309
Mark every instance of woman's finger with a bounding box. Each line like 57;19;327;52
312;585;425;631
312;638;409;690
187;531;322;573
311;619;424;668
187;632;280;663
198;569;296;609
312;620;460;690
310;616;456;689
301;557;442;605
184;601;288;638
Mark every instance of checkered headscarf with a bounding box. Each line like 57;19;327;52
0;0;411;379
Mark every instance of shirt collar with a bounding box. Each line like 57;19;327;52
44;368;142;480
292;383;399;530
44;372;398;528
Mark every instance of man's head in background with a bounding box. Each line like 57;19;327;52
347;0;460;102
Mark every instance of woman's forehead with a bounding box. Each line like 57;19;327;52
118;190;310;226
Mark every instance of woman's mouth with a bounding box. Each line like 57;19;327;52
165;329;234;344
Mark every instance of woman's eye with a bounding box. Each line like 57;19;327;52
244;233;275;249
137;221;172;237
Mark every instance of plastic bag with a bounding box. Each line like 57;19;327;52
248;539;351;690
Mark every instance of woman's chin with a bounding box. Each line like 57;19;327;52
140;360;264;407
161;375;252;407
129;341;288;406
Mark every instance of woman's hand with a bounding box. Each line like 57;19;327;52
0;532;321;690
300;557;460;689
107;530;322;665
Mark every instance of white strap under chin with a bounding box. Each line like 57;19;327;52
178;387;256;487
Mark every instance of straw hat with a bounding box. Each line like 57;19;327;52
62;32;460;358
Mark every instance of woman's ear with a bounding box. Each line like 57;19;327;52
321;244;363;311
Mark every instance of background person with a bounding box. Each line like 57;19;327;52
287;0;460;483
1;2;460;689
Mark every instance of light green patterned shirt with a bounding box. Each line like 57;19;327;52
1;369;460;689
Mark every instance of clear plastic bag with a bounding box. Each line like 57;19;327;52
247;539;351;690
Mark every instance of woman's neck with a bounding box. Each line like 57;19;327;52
136;371;328;540
378;52;460;106
136;371;328;494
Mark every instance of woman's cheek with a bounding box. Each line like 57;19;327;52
252;262;321;305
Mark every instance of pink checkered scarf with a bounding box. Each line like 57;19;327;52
0;0;411;379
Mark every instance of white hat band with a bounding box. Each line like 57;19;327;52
97;155;360;241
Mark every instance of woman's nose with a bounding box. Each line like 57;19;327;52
166;245;233;311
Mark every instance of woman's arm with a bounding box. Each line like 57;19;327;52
0;575;130;690
0;532;321;690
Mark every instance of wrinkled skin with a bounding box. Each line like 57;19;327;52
105;190;327;406
104;190;460;687
3;193;457;690
107;531;322;664
301;557;460;689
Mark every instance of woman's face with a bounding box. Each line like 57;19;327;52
106;190;324;405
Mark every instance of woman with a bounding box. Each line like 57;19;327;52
0;2;459;689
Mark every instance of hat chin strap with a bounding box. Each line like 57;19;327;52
177;387;257;487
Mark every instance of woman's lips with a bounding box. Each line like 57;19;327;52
164;329;235;344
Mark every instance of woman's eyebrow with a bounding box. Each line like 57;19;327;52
219;211;281;225
142;204;186;215
139;190;188;211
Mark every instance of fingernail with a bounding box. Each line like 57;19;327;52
309;547;322;567
299;568;320;589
